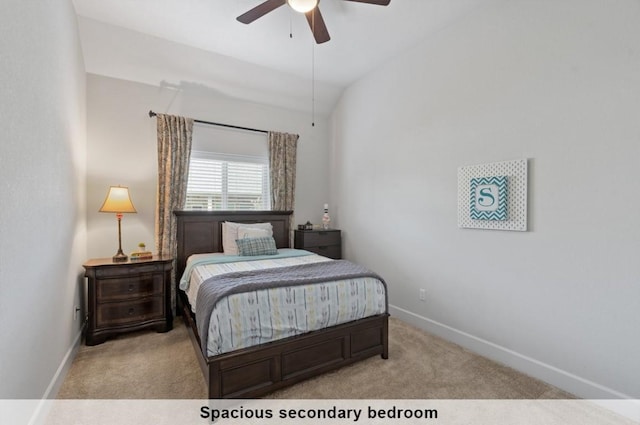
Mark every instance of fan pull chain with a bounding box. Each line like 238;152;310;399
311;11;316;127
312;40;316;127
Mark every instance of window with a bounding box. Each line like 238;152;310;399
185;151;270;210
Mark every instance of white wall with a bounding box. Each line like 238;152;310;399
0;0;86;398
330;0;640;398
87;74;330;258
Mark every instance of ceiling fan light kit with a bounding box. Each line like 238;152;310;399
288;0;318;14
237;0;390;44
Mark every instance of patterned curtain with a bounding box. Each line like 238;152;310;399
155;113;193;310
269;131;298;245
268;131;298;210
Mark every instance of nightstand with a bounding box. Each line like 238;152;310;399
294;229;342;259
83;255;173;345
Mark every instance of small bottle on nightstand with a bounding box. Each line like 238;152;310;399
322;203;331;230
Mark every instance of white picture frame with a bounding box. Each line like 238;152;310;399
458;159;528;231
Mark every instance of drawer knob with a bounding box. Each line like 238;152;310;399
128;284;134;292
128;308;135;315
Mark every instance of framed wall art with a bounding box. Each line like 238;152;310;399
458;159;528;231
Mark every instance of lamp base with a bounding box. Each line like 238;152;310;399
112;250;128;263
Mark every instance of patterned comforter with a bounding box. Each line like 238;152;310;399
179;249;388;357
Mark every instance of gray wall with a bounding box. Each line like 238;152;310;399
0;0;87;398
86;74;330;259
330;0;640;398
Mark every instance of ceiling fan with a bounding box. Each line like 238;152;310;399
237;0;391;44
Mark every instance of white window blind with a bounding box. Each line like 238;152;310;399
185;151;270;211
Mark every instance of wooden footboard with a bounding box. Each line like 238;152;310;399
180;291;388;398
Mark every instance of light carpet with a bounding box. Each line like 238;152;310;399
57;317;574;399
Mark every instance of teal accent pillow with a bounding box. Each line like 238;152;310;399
235;236;278;256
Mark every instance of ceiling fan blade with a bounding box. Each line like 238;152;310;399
305;7;331;44
237;0;287;24
342;0;390;5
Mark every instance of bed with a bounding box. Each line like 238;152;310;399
175;210;389;399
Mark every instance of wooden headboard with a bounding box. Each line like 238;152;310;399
174;210;293;279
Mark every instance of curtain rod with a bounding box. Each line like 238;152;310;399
148;110;268;134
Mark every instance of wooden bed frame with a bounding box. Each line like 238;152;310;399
175;210;389;398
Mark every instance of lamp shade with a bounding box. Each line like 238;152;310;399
99;186;137;213
287;0;318;13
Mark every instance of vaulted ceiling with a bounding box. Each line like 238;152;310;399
72;0;488;114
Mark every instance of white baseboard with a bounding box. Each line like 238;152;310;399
43;326;83;399
389;304;632;400
28;326;83;425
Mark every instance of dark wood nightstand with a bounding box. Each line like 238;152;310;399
83;255;173;345
294;229;342;259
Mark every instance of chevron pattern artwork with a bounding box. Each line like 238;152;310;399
457;159;528;231
470;176;508;221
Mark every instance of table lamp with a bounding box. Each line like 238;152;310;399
99;185;137;262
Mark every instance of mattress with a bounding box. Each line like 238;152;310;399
179;249;387;356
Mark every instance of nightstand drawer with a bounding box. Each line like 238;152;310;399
95;263;164;278
305;245;342;260
97;273;164;301
96;297;164;327
294;229;342;260
297;230;341;247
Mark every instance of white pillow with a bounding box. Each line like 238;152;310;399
222;221;273;255
237;226;270;240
